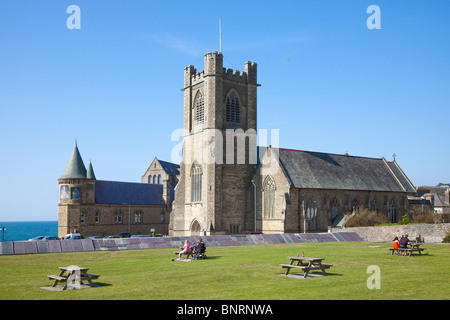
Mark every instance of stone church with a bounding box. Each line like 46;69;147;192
58;51;417;238
169;52;417;236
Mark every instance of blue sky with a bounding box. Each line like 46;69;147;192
0;0;449;221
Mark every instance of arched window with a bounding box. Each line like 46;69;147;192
351;196;359;214
330;197;340;220
148;175;152;184
194;91;205;125
306;196;319;230
158;174;162;184
389;198;398;223
226;91;240;123
263;176;276;218
191;161;202;202
371;198;380;213
153;175;157;184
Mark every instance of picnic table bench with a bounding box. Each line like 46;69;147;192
48;266;100;290
174;247;194;259
280;257;333;278
389;243;426;256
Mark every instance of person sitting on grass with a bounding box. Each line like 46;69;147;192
178;240;190;259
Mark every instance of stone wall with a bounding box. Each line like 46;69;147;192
332;223;450;243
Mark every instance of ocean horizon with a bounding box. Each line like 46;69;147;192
0;221;58;242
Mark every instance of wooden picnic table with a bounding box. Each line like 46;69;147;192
280;257;333;278
389;243;427;256
47;266;100;290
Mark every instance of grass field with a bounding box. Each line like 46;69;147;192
0;242;448;300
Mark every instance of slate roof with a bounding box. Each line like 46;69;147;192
95;180;174;205
60;143;87;179
87;161;96;179
158;159;180;176
258;147;416;193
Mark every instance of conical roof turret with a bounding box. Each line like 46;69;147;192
60;141;87;179
87;161;96;180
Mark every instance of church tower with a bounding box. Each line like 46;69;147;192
170;52;259;236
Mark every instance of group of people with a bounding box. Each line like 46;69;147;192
176;238;206;260
392;234;410;255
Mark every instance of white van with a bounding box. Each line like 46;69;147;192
63;233;83;240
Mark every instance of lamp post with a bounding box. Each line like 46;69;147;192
1;227;6;242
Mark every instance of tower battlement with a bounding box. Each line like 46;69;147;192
183;52;258;89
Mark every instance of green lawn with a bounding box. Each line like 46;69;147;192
0;242;448;300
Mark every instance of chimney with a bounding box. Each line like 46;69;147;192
445;189;450;205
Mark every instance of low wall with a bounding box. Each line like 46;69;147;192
332;223;450;243
0;231;363;255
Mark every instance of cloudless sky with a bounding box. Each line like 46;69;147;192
0;0;449;221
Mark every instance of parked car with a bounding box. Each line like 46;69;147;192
87;236;104;239
63;233;83;240
28;236;45;241
43;236;60;240
130;235;150;238
117;232;131;238
106;235;120;238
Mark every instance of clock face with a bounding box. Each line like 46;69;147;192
71;187;81;200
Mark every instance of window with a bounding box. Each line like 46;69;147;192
194;91;205;125
115;211;122;224
389;198;398;223
230;223;240;234
95;211;99;224
135;212;143;224
148;175;152;184
191;161;202;202
158;174;162;184
371;198;380;213
330;197;340;220
153;175;157;184
80;212;85;224
263;176;276;218
226;91;240;123
305;196;319;231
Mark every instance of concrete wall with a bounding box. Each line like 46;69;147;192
0;231;362;255
332;223;450;243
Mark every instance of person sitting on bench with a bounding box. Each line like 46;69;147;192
193;238;206;257
178;240;190;259
392;236;400;250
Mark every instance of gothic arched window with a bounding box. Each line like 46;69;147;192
191;161;203;202
194;91;205;125
226;91;240;123
306;196;319;230
330;197;340;220
263;176;276;218
389;198;398;223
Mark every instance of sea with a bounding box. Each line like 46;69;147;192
0;221;58;242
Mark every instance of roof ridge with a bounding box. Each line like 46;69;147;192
274;147;383;161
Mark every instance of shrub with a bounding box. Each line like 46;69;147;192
443;230;450;243
399;214;411;225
